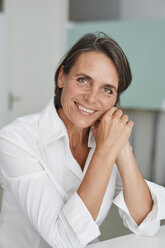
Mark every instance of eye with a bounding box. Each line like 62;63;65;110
103;87;113;95
77;77;87;84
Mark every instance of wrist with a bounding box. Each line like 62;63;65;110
116;142;133;165
94;146;118;163
120;142;132;154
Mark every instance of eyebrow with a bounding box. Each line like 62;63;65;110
75;73;92;81
104;84;117;92
75;73;118;92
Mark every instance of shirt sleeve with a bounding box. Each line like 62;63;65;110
112;169;163;236
0;137;100;248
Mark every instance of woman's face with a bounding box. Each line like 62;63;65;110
58;51;119;129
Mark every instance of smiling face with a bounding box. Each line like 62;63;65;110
57;51;119;129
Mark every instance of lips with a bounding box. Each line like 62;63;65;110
75;102;96;114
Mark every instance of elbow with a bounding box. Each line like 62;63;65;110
140;220;160;237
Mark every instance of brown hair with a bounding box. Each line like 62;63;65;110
54;32;132;108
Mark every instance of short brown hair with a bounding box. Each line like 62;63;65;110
54;32;132;108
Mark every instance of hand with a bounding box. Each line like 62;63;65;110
91;107;134;158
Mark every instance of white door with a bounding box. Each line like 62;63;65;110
5;0;68;121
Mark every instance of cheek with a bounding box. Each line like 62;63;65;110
62;81;81;99
100;97;117;111
60;82;81;109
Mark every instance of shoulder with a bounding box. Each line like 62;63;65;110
0;98;64;155
0;112;41;154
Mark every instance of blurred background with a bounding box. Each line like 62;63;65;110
0;0;165;242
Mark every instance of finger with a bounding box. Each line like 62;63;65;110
109;106;118;115
101;107;117;121
104;106;117;117
121;114;129;123
127;120;134;129
113;109;123;118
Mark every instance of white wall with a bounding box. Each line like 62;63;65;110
0;13;9;128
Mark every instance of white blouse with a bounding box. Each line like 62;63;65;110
0;98;165;248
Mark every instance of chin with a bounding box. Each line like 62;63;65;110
73;119;93;129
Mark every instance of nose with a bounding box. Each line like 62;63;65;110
84;88;98;105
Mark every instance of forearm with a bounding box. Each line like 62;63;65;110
78;107;134;221
77;149;116;221
116;143;153;225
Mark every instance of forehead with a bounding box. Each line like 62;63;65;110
74;51;113;69
69;51;119;84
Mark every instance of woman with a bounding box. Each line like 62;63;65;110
0;33;164;248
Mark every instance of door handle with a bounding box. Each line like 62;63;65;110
8;92;21;110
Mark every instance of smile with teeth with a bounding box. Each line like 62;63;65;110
75;102;96;114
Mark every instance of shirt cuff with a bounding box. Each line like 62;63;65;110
63;192;100;246
113;182;161;236
145;180;165;221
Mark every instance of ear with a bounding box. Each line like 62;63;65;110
57;65;65;88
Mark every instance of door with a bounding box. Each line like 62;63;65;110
5;0;68;121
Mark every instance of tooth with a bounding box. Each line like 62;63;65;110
76;103;95;113
76;103;94;113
